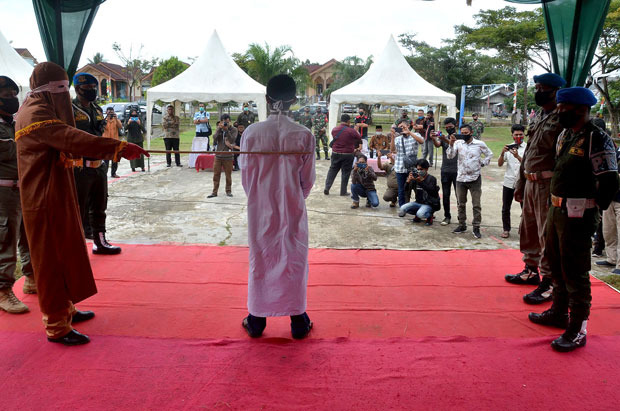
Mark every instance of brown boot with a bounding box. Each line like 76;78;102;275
351;202;359;209
0;288;29;314
22;275;37;294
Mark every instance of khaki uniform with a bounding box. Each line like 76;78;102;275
546;121;619;325
0;120;33;290
515;109;564;278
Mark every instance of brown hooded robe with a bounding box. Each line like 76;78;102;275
15;63;127;314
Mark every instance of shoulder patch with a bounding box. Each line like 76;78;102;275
590;130;618;175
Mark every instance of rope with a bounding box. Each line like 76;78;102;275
147;150;313;155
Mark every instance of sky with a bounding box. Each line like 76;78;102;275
0;0;539;68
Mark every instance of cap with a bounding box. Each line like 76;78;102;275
533;73;566;88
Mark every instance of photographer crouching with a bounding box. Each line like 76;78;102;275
397;159;440;225
350;155;379;209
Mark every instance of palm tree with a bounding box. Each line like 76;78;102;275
244;43;299;85
88;52;105;64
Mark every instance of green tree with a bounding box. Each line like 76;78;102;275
112;43;158;101
232;52;250;74
244;43;299;84
455;6;550;123
87;52;105;64
326;56;373;96
399;33;515;104
590;0;620;137
151;56;187;87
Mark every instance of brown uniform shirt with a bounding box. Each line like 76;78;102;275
369;133;390;152
523;108;563;174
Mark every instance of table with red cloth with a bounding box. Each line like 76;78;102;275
366;158;386;175
195;154;215;172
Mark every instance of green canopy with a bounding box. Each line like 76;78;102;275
32;0;106;82
506;0;611;86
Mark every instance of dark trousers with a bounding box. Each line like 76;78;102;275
105;160;118;176
74;163;108;235
502;186;516;232
546;206;598;322
0;188;33;289
396;172;409;207
164;138;181;166
324;153;355;195
440;171;457;219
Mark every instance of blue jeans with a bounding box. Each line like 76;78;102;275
396;172;409;207
351;184;379;207
400;202;433;219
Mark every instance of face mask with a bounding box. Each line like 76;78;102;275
244;107;249;112
359;112;364;116
535;90;554;106
418;115;424;119
199;107;205;112
514;137;524;145
418;170;427;177
357;163;367;169
558;111;579;129
0;97;19;115
79;88;97;102
445;127;455;135
375;132;381;136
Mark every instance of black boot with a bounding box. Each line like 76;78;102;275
523;276;553;304
324;150;330;160
505;265;540;285
551;317;587;352
528;307;569;329
92;232;122;255
316;152;321;160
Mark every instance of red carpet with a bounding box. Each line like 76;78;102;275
2;245;620;410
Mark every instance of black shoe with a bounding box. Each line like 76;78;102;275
425;216;434;226
47;329;90;346
207;193;217;198
340;192;351;196
323;189;329;195
325;156;330;160
176;164;183;168
316;154;321;160
84;232;94;240
291;312;313;339
595;260;615;267
452;225;467;234
242;315;265;338
412;217;422;223
166;164;172;167
92;232;122;255
523;277;553;304
141;168;145;172
528;309;568;329
551;332;587;352
226;193;233;197
365;200;371;208
72;310;95;324
473;228;482;239
592;247;604;257
111;174;120;178
505;265;540;285
131;168;136;172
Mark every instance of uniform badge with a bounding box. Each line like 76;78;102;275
75;113;88;122
569;147;585;156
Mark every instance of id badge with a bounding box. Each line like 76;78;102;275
566;198;586;218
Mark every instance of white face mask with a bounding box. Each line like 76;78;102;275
375;132;381;136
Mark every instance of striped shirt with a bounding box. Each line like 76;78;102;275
394;134;420;173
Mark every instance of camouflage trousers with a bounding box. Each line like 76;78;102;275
315;132;329;156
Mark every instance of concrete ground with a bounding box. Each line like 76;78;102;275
106;154;520;250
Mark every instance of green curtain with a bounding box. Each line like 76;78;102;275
32;0;106;82
506;0;611;86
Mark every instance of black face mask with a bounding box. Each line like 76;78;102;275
558;111;579;129
535;90;555;107
79;88;97;102
445;126;456;135
0;97;19;115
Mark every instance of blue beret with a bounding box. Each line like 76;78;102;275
0;76;19;92
533;73;566;88
556;87;598;107
73;72;98;86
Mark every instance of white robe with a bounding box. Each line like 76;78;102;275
239;114;316;317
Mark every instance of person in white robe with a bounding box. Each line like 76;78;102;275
239;74;316;339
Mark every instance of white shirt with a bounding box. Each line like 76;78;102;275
446;138;493;182
502;143;526;189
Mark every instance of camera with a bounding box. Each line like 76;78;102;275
409;168;419;178
505;143;519;151
394;127;403;133
223;122;229;127
455;134;469;141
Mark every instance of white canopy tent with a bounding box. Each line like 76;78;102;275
146;31;267;148
0;29;34;103
328;35;457;133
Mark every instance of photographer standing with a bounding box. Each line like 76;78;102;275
398;159;440;225
446;124;493;238
324;114;361;196
390;120;424;207
497;125;526;238
102;106;123;178
208;114;238;198
350;155;379;209
431;117;459;225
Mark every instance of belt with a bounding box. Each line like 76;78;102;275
332;151;354;155
551;194;596;209
84;160;102;168
0;179;19;188
524;170;554;181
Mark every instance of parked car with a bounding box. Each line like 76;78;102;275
102;102;132;123
342;104;358;113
